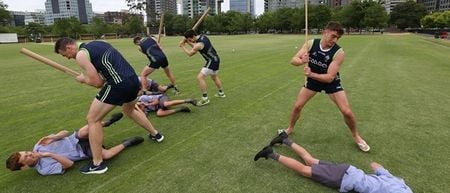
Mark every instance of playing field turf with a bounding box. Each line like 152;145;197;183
0;33;449;193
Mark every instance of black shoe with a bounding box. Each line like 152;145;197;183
149;132;164;143
254;146;273;161
185;99;198;106
103;113;123;127
179;106;191;113
270;131;288;146
80;160;108;174
166;84;174;89
122;136;144;147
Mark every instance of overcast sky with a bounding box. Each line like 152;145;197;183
3;0;264;15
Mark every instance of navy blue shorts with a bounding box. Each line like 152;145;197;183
305;79;343;94
311;160;350;189
149;57;169;69
96;76;140;106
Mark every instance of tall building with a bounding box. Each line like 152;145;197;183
264;0;326;12
384;0;408;14
9;11;45;26
181;0;222;18
146;0;177;24
44;0;94;25
417;0;450;12
230;0;255;16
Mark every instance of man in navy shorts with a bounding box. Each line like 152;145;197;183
285;21;369;152
54;38;164;174
133;36;180;94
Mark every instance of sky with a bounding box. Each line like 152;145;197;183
3;0;264;15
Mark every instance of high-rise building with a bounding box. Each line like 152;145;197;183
146;0;177;24
44;0;94;25
417;0;450;12
230;0;255;16
181;0;222;18
264;0;326;12
384;0;408;14
9;11;45;26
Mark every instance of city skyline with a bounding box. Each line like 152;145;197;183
2;0;264;15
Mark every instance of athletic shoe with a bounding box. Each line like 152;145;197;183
80;161;108;174
185;99;198;106
214;93;226;98
166;84;174;89
254;146;273;161
277;129;286;135
122;136;144;148
270;131;288;146
174;87;181;95
103;112;123;127
357;140;370;152
149;132;164;142
196;98;210;106
179;106;191;113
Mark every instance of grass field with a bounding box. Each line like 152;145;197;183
0;33;449;193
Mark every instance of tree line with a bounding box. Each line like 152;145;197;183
0;0;448;40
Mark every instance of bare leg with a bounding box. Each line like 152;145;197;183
102;144;125;160
86;99;116;165
122;100;158;136
163;99;187;107
163;67;177;86
140;66;156;91
156;109;178;117
197;72;208;95
286;88;316;134
289;142;319;166
328;91;367;145
210;74;223;90
278;155;312;178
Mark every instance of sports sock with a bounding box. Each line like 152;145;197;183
268;152;280;161
283;138;294;146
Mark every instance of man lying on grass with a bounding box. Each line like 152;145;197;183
6;113;143;175
255;132;413;193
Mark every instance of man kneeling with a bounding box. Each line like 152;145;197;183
6;113;143;175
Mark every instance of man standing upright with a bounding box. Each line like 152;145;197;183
285;21;370;152
179;29;226;106
54;38;164;174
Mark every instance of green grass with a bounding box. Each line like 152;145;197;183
0;34;449;193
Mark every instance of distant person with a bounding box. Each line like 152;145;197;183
133;36;180;95
136;94;197;117
254;132;413;193
54;38;164;174
283;21;369;152
6;113;144;176
179;29;226;106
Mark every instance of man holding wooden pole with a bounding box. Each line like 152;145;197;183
179;8;226;106
133;13;180;95
54;38;165;174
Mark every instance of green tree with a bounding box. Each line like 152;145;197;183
390;0;427;30
25;22;46;40
339;1;365;33
309;5;332;30
363;2;388;31
53;17;85;38
0;1;10;26
86;16;109;38
255;11;275;33
126;15;144;35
